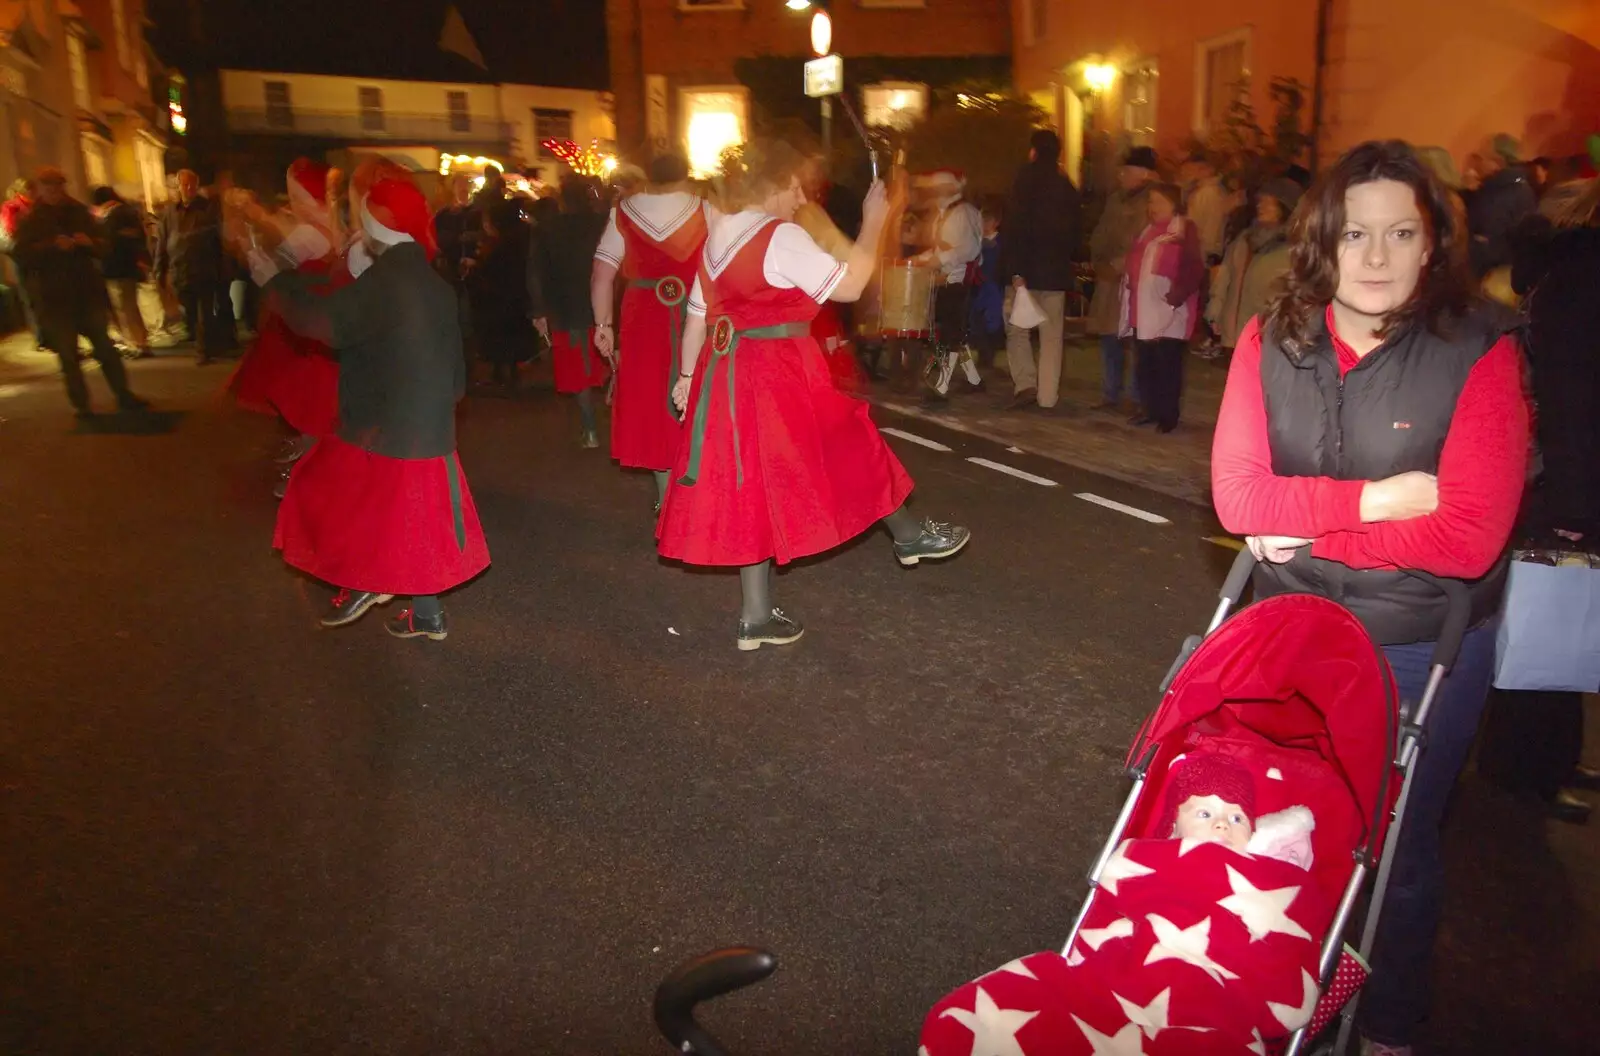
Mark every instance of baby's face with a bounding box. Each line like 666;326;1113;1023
1173;795;1254;851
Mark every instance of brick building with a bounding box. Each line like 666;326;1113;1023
606;0;1012;175
1012;0;1600;185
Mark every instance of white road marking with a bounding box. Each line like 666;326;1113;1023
879;427;952;452
1205;535;1246;552
1075;492;1171;524
967;457;1059;487
1006;446;1024;454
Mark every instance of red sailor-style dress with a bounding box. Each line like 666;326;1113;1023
550;328;609;394
597;195;709;470
657;213;914;567
230;254;345;436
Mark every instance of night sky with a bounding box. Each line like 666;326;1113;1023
148;0;609;89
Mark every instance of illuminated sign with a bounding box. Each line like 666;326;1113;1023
804;54;843;99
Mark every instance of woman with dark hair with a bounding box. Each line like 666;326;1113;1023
1119;181;1203;433
1211;140;1529;1056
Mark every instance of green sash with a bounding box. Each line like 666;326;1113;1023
677;318;810;489
628;276;690;416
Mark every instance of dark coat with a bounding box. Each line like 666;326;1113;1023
12;196;108;312
1468;165;1538;277
1000;159;1082;292
1513;218;1600;532
100;201;150;280
270;241;464;459
154;194;225;291
529;210;606;332
466;221;536;364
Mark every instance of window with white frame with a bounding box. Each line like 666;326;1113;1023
679;87;747;178
862;82;927;130
447;91;471;133
111;0;131;70
66;31;90;110
1195;28;1251;136
534;108;574;158
1123;62;1158;147
81;135;108;187
265;81;293;129
358;86;385;132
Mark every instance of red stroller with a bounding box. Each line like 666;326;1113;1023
919;550;1472;1055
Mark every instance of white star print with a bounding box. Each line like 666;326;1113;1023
1113;987;1171;1040
1218;865;1313;943
939;986;1040;1056
1267;968;1320;1030
1176;836;1213;856
1079;917;1136;951
1097;841;1155;895
1070;1015;1148;1055
1143;914;1240;985
1066;946;1086;967
1247;1028;1267;1055
989;956;1038;981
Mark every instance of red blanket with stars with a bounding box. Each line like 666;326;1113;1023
920;838;1332;1056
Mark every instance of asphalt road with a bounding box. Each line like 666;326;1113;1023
2;356;1595;1055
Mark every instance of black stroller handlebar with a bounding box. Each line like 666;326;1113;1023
1218;546;1474;671
654;947;777;1056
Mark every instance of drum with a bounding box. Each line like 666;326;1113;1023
877;260;937;339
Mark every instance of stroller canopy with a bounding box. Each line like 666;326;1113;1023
1127;593;1397;862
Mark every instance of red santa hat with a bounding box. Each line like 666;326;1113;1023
361;176;438;261
287;158;331;210
1159;752;1257;835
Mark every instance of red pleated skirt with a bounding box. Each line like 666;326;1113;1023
231;313;340;437
274;435;491;596
656;333;913;567
550;327;610;394
811;303;865;394
610;287;685;470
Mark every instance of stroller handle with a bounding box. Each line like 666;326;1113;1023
1218;547;1258;610
654;947;777;1056
1404;569;1473;672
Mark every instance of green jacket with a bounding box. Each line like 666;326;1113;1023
1207;225;1290;348
270;241;464;459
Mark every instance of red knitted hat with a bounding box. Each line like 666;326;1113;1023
363;176;438;261
1159;752;1256;835
287;158;330;205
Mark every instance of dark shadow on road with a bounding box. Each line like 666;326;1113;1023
72;409;187;435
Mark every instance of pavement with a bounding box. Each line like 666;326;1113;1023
2;346;1597;1055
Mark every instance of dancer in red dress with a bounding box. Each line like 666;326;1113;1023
247;176;489;641
532;176;610;447
658;140;971;650
230;159;343;474
590;153;714;511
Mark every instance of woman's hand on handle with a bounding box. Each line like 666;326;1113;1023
1246;535;1313;564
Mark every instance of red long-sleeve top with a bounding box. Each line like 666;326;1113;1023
1211;310;1529;579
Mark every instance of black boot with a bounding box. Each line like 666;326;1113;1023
736;608;804;651
386;606;449;641
892;518;972;567
320;588;394;628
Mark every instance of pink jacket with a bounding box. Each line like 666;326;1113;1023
1118;216;1203;341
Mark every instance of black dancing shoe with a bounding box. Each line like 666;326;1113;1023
893;518;971;567
385;607;449;641
320;588;394;628
736;607;804;651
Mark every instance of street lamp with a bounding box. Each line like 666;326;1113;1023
785;0;811;8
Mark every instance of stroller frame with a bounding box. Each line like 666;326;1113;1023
1060;548;1473;1056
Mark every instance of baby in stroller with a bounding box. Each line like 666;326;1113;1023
920;752;1329;1056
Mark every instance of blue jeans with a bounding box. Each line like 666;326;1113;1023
1100;334;1140;405
1358;621;1498;1046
